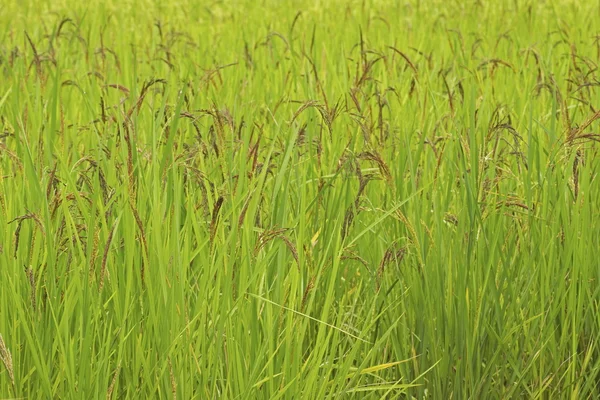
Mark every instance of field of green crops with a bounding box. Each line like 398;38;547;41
1;0;600;398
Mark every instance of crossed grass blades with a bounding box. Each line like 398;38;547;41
1;0;600;398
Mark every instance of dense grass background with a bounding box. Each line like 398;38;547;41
1;0;600;398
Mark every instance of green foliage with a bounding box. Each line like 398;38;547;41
1;0;600;398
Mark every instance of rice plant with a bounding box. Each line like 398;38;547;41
1;0;600;398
